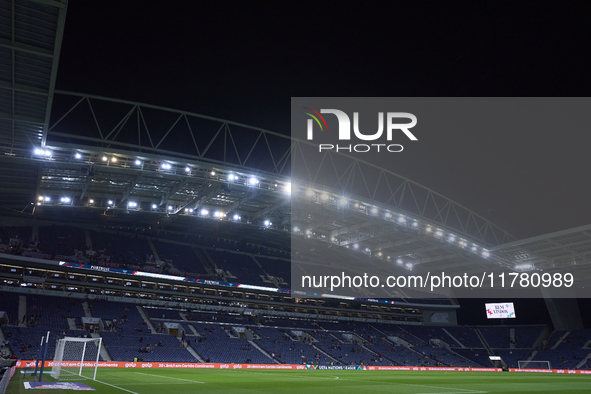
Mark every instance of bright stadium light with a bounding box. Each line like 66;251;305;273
482;251;490;258
111;157;117;163
285;183;291;194
188;208;194;213
213;211;221;218
167;205;173;211
371;207;378;215
102;156;108;162
233;214;240;221
135;159;142;165
449;235;456;242
34;148;52;157
339;197;347;206
38;196;43;201
161;163;171;170
201;209;209;216
60;197;71;203
185;166;191;172
127;201;137;208
263;220;270;226
406;262;414;270
412;221;418;227
398;216;406;223
89;199;94;204
385;212;392;219
396;259;403;265
306;189;315;197
44;196;51;202
320;192;329;201
107;200;113;205
228;174;237;181
353;243;359;249
75;153;82;159
249;177;259;185
210;171;216;176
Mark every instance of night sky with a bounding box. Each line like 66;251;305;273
55;2;591;240
52;2;591;327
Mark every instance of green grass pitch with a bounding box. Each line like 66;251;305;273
8;368;591;394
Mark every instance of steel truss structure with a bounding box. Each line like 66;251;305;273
2;0;591;278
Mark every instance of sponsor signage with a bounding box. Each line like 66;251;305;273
485;302;516;319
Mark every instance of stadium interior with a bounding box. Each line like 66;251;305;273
1;2;591;389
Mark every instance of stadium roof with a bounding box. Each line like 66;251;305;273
0;0;67;207
0;0;590;286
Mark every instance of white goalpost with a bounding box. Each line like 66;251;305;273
518;360;551;370
51;337;102;381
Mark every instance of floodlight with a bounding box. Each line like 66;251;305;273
135;159;142;165
75;153;82;159
201;209;209;216
249;177;259;185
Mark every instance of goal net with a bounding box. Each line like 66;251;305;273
518;360;551;370
51;337;102;381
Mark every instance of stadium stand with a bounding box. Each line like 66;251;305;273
1;289;591;370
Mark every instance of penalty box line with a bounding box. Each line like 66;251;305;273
93;379;140;394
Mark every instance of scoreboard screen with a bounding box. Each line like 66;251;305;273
485;302;516;319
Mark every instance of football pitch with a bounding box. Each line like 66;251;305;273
8;369;591;394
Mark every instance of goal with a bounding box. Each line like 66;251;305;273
518;360;551;370
51;337;102;381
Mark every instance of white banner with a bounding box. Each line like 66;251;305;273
485;302;516;319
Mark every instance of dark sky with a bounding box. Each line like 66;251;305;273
55;2;591;240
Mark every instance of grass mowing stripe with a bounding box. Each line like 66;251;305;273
232;370;487;393
134;372;204;383
93;379;139;394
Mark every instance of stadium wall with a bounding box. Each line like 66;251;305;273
422;310;457;326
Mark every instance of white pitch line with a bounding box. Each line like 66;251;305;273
134;371;204;383
94;379;139;394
